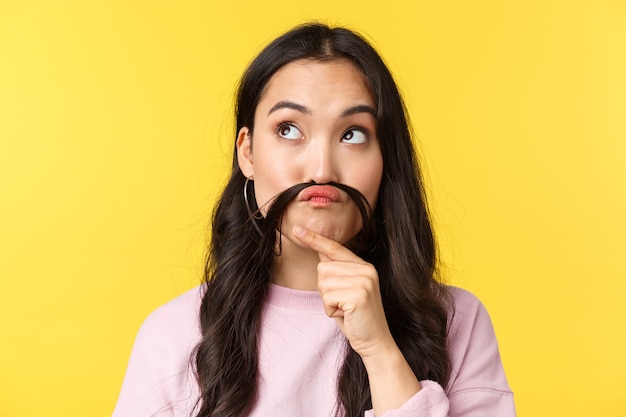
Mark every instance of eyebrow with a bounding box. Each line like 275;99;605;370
341;104;376;118
267;101;376;118
268;101;312;115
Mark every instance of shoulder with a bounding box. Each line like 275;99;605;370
446;286;495;343
441;287;516;415
135;285;204;349
445;285;499;356
445;286;513;397
444;287;516;414
112;286;204;417
142;285;204;326
447;285;485;315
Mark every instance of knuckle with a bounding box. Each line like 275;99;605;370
350;288;368;307
317;262;330;276
317;277;330;292
361;277;375;293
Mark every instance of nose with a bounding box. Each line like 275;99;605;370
306;139;339;184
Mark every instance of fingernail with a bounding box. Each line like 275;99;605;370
293;226;306;237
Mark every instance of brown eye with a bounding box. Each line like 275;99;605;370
341;128;367;144
277;123;303;140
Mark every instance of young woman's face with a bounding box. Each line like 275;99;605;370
237;59;383;247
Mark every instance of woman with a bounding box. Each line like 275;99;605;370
112;23;515;417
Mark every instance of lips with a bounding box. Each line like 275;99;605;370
298;185;341;204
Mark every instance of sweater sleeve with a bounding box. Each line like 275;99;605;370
111;288;202;417
364;287;515;417
445;287;516;417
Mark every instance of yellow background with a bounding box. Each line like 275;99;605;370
1;1;625;416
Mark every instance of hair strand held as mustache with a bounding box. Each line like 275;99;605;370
244;181;378;257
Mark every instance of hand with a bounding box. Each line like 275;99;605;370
293;225;423;415
292;226;395;359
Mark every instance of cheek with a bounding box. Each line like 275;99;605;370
252;160;296;210
366;176;383;209
360;157;384;209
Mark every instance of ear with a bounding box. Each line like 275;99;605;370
236;127;254;178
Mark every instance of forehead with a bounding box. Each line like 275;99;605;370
257;59;375;110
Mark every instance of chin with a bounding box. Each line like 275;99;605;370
282;206;362;243
306;220;361;245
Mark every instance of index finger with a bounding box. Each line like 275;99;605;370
292;226;363;263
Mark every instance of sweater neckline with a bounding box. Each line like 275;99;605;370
266;283;324;312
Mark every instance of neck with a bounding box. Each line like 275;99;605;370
272;235;320;291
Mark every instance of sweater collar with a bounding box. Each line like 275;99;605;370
266;283;325;312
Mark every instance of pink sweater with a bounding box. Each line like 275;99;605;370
112;285;515;417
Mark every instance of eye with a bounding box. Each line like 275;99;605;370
341;128;368;144
277;123;304;140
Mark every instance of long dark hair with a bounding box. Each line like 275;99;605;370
193;23;451;417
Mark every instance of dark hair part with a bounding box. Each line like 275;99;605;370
193;23;451;417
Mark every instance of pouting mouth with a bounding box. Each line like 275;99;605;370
298;185;341;203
